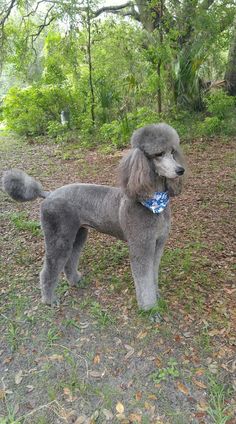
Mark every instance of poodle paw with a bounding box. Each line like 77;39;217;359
67;272;82;287
41;295;60;307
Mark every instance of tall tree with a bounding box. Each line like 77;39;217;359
225;15;236;95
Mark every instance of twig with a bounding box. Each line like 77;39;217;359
54;343;89;378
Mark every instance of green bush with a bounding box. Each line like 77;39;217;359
99;107;159;148
196;90;236;136
198;116;222;136
134;107;159;128
47;121;66;138
205;90;235;119
3;85;71;135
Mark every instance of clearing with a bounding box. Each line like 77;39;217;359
0;133;235;424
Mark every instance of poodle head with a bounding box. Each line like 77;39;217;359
119;123;186;199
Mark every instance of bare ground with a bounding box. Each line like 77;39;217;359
0;133;235;424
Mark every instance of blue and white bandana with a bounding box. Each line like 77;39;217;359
141;191;169;214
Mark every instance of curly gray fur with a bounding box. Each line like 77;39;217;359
2;123;186;312
2;169;49;201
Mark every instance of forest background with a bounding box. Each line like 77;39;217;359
0;0;235;146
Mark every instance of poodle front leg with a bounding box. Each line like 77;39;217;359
128;241;157;310
64;227;88;286
154;238;166;297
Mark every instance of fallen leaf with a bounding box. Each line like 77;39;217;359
176;381;189;396
129;413;142;423
136;331;147;339
93;354;101;364
90;371;103;378
91;410;99;420
63;387;71;396
209;329;221;337
183;332;191;338
155;357;162;367
0;390;6;400
3;356;13;364
144;401;153;410
115;414;126;421
192;378;207;389
195;369;205;376
148;394;157;400
175;334;181;342
26;385;34;393
116;402;124;414
194;411;206;419
63;387;77;402
102;409;113;420
75;416;87;424
224;287;236;294
197;400;208;411
49;354;64;362
135;391;142;401
124;346;134;359
15;370;23;385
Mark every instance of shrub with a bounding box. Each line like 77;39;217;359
205;90;235;119
99;107;160;148
197;90;236;136
198;116;222;136
47;121;66;138
3;85;71;136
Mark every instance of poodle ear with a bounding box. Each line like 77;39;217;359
165;146;186;197
119;148;155;199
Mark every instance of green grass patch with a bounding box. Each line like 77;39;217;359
8;211;41;236
150;358;180;384
90;301;116;327
207;376;233;424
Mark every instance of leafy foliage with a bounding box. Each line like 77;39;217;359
198;90;236;136
0;1;235;141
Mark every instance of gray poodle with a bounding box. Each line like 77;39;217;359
2;123;185;311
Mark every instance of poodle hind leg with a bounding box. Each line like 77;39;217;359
64;227;88;286
40;198;78;306
40;253;71;306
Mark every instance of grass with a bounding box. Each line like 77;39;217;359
45;327;61;347
8;211;41;236
0;133;235;424
207;376;233;424
6;321;21;352
90;301;116;327
138;298;168;321
150;359;180;384
196;328;212;354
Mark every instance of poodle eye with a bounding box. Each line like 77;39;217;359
155;152;164;158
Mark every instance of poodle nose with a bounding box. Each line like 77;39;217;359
175;166;185;176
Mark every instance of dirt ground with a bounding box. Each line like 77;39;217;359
0;132;235;424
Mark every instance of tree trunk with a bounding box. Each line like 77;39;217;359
87;0;95;125
225;16;236;96
157;0;164;114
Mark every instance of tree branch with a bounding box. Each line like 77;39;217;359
30;5;56;41
0;0;17;26
93;1;133;18
22;0;48;19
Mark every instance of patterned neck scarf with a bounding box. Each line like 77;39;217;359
141;191;169;214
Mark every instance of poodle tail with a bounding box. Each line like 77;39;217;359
2;169;50;202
